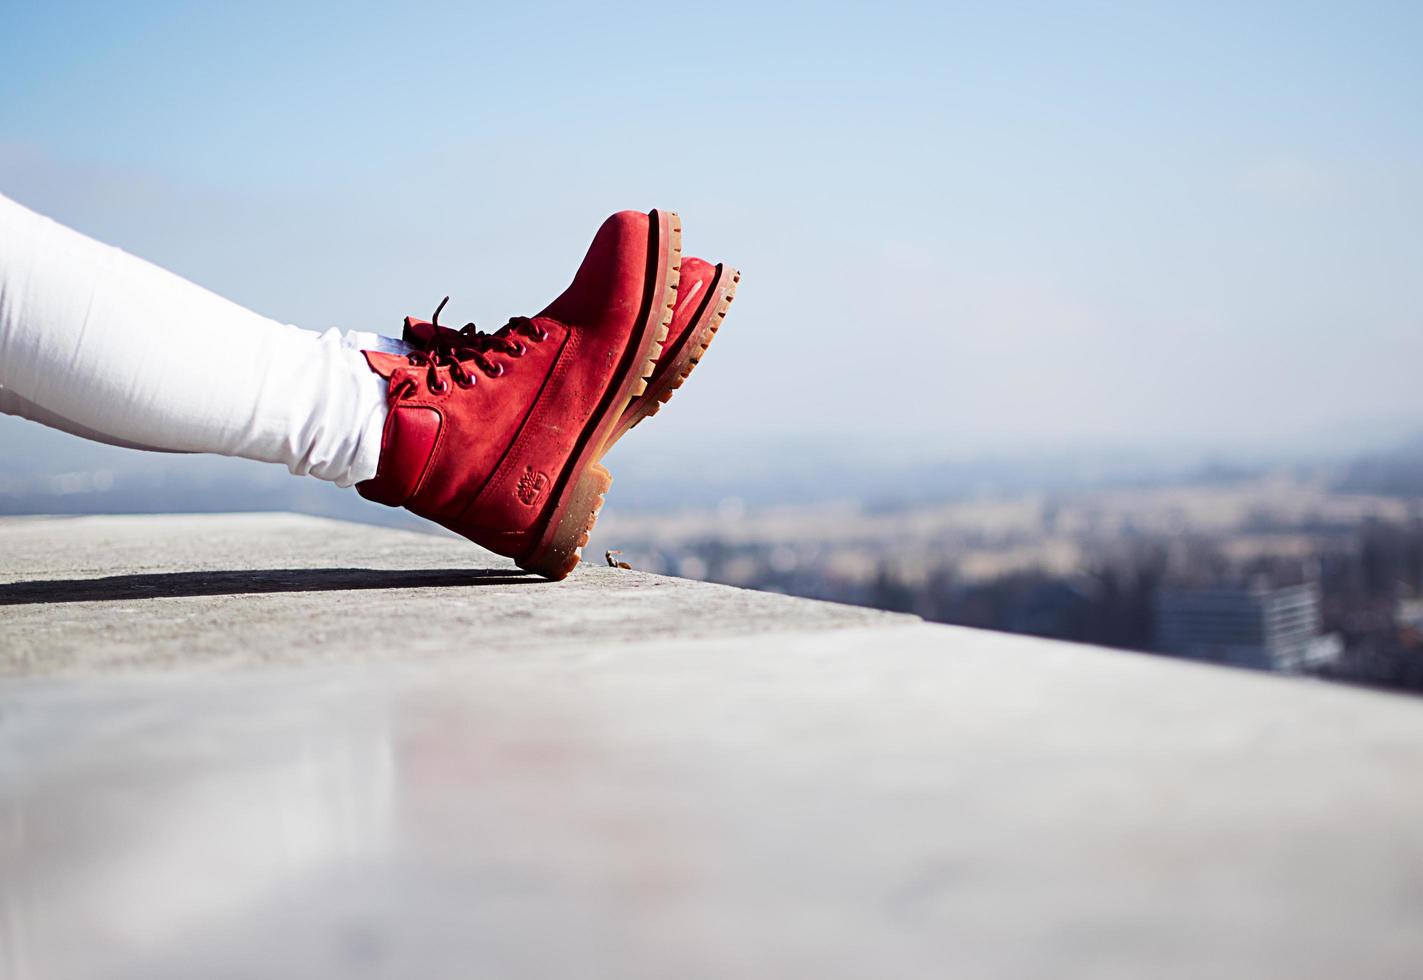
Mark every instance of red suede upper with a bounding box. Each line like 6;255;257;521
655;256;715;374
357;211;657;558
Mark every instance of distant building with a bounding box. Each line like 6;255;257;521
1155;583;1341;672
1396;598;1423;634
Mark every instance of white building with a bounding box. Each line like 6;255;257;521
1155;583;1341;672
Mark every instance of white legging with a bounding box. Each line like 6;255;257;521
0;192;399;487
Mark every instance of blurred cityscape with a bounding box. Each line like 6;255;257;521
592;438;1423;694
5;413;1423;694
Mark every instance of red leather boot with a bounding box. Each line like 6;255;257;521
603;255;738;449
404;255;738;456
357;209;681;580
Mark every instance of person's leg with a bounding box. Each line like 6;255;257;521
0;192;393;487
0;385;180;452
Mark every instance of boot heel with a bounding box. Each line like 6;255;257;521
517;463;613;580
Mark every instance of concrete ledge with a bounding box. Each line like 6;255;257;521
0;513;909;676
3;515;1423;978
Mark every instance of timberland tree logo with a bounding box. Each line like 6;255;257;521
516;466;550;506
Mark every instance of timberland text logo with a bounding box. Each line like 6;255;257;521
516;466;550;506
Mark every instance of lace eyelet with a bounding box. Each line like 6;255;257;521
483;362;505;379
454;372;476;389
531;327;549;342
430;378;450;394
507;341;527;358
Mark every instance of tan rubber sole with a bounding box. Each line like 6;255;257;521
604;264;739;449
516;209;682;580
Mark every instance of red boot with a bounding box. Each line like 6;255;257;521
403;255;738;455
357;209;681;580
603;256;739;449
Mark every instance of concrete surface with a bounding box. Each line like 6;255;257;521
0;513;906;676
3;514;1423;979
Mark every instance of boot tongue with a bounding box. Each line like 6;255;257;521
404;315;493;350
361;349;410;379
402;316;437;347
405;313;524;353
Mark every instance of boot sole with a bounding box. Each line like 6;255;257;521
603;263;739;449
515;209;681;580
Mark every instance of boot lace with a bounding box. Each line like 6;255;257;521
397;296;549;397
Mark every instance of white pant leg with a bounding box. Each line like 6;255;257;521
0;329;409;455
0;384;181;452
0;192;390;487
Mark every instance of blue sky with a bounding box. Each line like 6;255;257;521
2;0;1422;470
